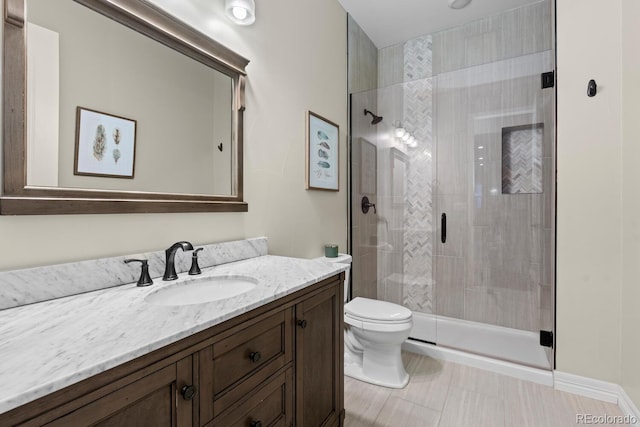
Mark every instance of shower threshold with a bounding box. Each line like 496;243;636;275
407;312;552;374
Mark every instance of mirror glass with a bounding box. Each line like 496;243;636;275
25;0;234;196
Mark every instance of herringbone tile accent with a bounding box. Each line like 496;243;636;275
502;125;543;194
400;37;435;313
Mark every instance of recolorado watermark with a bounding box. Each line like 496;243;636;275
576;413;638;425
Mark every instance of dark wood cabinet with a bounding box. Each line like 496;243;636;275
2;273;344;427
295;285;343;427
15;356;194;427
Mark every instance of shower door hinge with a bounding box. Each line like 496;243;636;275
540;330;554;348
541;71;555;89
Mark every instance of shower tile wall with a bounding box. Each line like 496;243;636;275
348;15;378;94
375;36;436;313
374;84;405;305
373;1;554;333
348;15;379;300
431;1;552;75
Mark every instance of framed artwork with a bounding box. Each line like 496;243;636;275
306;110;339;191
74;107;137;178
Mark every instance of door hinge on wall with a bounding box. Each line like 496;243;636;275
541;71;555;89
540;330;554;348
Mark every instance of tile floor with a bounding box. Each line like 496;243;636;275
344;352;627;427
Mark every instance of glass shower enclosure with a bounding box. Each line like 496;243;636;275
349;1;555;369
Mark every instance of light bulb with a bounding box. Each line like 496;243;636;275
232;6;248;20
225;0;255;25
402;133;410;142
394;127;406;138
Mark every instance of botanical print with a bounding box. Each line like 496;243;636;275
113;128;121;145
75;107;137;178
93;124;106;161
307;111;339;190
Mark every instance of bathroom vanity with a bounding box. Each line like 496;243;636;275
0;249;346;426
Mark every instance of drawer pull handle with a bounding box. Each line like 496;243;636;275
297;319;308;329
250;421;262;427
181;385;197;401
249;351;262;363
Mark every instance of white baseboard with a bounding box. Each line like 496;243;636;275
618;387;640;426
403;341;639;423
554;371;619;403
554;371;640;425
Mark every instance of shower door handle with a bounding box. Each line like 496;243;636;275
441;213;447;244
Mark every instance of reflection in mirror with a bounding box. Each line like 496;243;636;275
26;0;233;196
2;0;248;214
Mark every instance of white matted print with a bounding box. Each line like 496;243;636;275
306;111;339;191
74;107;137;178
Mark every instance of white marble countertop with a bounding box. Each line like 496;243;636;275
0;255;347;415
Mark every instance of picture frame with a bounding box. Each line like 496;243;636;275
306;110;339;191
74;107;137;179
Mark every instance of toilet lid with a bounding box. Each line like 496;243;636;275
345;297;412;322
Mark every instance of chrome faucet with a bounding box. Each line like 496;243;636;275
163;241;194;281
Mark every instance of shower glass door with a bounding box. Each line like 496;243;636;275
432;49;555;369
348;0;555;370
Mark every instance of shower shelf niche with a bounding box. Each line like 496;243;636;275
501;123;544;195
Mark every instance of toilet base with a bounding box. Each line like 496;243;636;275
344;358;409;389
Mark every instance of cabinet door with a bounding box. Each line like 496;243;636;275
44;356;194;427
295;283;344;427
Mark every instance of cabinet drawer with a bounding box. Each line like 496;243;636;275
213;309;292;394
207;368;293;427
199;308;293;423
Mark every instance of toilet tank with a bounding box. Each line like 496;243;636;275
315;253;352;303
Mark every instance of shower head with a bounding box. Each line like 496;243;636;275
364;109;383;125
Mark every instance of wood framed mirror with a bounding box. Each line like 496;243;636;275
2;0;249;214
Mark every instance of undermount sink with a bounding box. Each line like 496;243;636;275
145;275;258;306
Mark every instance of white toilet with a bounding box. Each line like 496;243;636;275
318;254;413;389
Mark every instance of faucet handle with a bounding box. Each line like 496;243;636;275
189;248;204;276
124;259;154;287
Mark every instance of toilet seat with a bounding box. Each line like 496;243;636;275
344;297;412;332
345;297;412;323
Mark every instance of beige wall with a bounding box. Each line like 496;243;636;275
556;0;623;383
558;0;640;410
0;0;348;270
557;0;640;407
557;0;640;409
621;0;640;407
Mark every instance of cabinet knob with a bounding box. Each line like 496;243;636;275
297;319;308;329
250;421;262;427
181;385;197;401
249;351;262;363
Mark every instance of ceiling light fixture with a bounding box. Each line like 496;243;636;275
225;0;255;26
448;0;472;9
